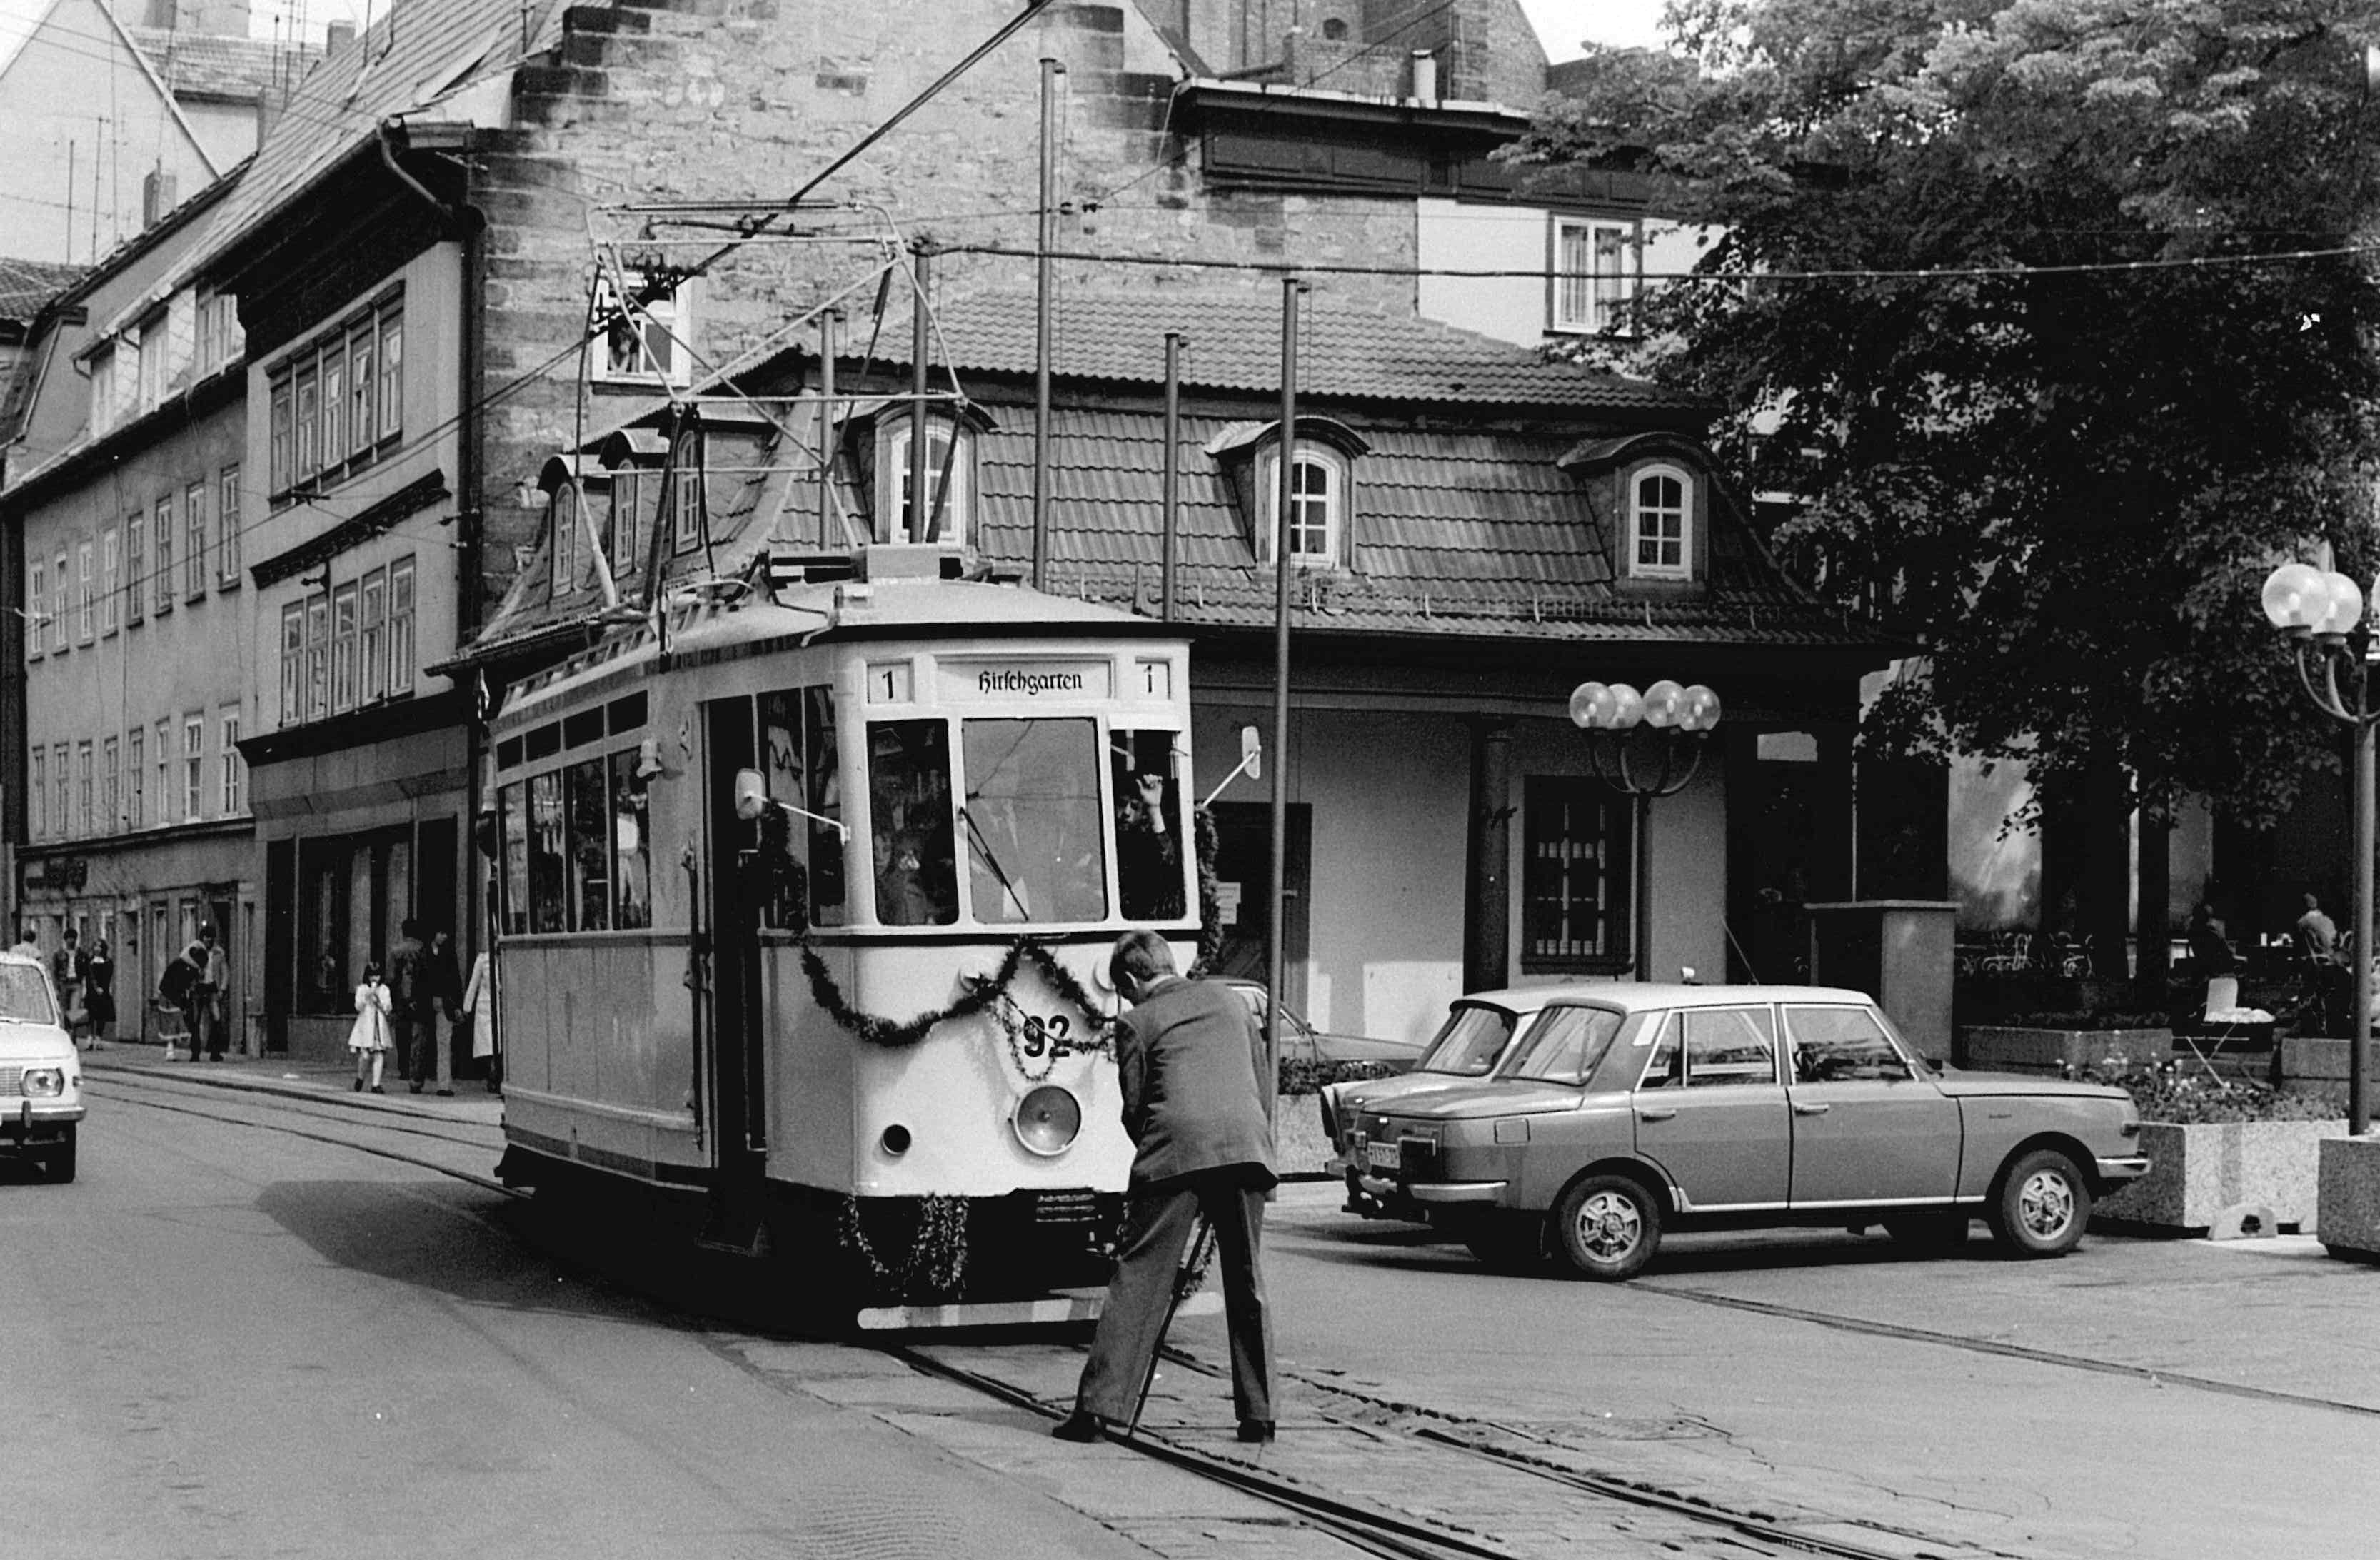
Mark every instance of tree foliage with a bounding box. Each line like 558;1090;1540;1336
1512;0;2380;825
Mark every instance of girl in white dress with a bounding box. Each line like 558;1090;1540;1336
348;963;394;1094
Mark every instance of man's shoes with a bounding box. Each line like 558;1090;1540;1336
352;1079;364;1092
436;1087;454;1097
1235;1419;1275;1444
371;1085;385;1094
1050;1411;1107;1443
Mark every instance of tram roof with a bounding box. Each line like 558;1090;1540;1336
498;573;1180;717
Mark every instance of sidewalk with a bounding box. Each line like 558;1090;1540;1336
78;1038;505;1127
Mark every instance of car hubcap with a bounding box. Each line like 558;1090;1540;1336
1575;1192;1641;1261
2017;1171;2074;1239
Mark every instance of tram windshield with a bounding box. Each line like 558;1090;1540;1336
960;718;1108;925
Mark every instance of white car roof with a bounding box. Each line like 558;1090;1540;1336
1452;982;1875;1015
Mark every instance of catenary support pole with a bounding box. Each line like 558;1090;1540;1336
909;244;930;547
1031;56;1064;589
1263;279;1303;1136
2354;715;2372;1136
1160;331;1182;623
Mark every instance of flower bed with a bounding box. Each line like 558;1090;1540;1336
1960;1020;2173;1075
2084;1068;2347;1235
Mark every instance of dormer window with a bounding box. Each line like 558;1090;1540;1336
1627;464;1693;580
1258;445;1347;567
868;411;975;546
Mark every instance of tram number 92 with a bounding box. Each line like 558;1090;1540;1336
1018;1012;1077;1060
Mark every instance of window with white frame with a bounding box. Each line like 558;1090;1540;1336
154;720;169;822
1257;445;1349;567
1627;463;1693;580
278;602;303;726
267;293;403;505
76;741;92;835
877;416;974;546
127;727;143;829
550;483;582;595
388;557;416;695
183;715;204;822
1551;216;1637;336
88;346;116;436
184;483;208;598
30;750;44;837
125;511;145;626
151;498;173;615
305;591;328;718
52;743;68;835
50;552;66;651
358;567;386;705
219;710;242;815
136;311;169;409
99;528;119;635
331;581;358;713
102;737;119;830
597;269;693;384
26;560;44;662
217;464;241;584
75;541;93;643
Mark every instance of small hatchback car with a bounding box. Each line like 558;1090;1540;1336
1340;983;2148;1279
0;952;82;1182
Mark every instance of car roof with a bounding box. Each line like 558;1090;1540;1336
1452;982;1874;1015
0;950;42;968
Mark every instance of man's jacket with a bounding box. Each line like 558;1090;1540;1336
1113;976;1276;1189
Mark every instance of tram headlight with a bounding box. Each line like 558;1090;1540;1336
1011;1085;1082;1157
879;1124;912;1157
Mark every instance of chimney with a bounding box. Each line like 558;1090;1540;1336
326;19;355;54
1410;49;1439;104
255;84;280;144
141;168;179;228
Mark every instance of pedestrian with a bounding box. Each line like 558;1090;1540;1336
348;962;394;1094
2187;903;2236;980
1054;930;1277;1446
2296;891;2349;1037
428;927;462;1095
49;929;84;1046
81;937;114;1051
159;936;206;1058
9;925;36;958
386;918;435;1094
194;923;230;1060
459;944;498;1095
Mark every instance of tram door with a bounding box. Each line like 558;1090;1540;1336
703;702;768;1188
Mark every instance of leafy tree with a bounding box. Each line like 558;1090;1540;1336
1512;0;2380;961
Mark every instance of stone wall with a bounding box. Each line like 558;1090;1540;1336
467;0;1437;608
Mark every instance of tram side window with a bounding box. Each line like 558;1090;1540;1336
566;758;610;930
1112;728;1187;921
961;718;1108;925
529;771;567;932
866;719;958;926
499;781;530;935
805;687;844;927
611;749;651;929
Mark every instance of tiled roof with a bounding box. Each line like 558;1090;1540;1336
893;293;1709;412
460;398;1892;665
129;26;323;101
0;256;84;323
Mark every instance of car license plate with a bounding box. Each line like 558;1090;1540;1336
1366;1140;1402;1173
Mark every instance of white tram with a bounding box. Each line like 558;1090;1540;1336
487;566;1200;1317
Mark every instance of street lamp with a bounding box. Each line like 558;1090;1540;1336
1571;680;1723;982
2261;559;2379;1136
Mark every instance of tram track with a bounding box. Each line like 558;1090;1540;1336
91;1075;2370;1557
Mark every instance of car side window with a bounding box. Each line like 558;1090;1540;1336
1636;1011;1683;1090
1682;1006;1778;1087
1504;1005;1625;1085
1785;1005;1909;1082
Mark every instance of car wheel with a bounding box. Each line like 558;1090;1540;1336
46;1126;75;1184
1988;1148;2089;1257
1552;1174;1660;1281
1884;1209;1969;1248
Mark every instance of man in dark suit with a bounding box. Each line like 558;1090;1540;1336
1055;930;1277;1446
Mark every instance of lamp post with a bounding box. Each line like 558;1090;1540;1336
2261;560;2379;1137
1570;680;1722;980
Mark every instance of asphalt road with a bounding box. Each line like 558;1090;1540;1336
6;1079;1148;1560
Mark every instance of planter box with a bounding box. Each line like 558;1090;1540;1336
1959;1026;2173;1075
2318;1135;2380;1262
2095;1119;2349;1234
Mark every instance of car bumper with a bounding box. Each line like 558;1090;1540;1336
0;1100;82;1152
2095;1154;2151;1187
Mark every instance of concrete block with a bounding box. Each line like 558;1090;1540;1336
2317;1135;2380;1262
2095;1119;2347;1234
1959;1025;2173;1075
2207;1203;2278;1240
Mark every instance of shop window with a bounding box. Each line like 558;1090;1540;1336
1521;776;1633;972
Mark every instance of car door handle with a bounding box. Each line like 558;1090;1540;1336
1792;1102;1831;1116
1635;1107;1678;1122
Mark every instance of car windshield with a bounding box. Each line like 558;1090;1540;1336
1499;1005;1627;1085
1227;984;1312;1042
0;964;58;1026
1415;1003;1520;1077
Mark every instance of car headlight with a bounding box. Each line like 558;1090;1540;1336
1011;1085;1081;1157
20;1068;64;1098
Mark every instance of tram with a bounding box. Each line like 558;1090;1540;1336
486;555;1201;1322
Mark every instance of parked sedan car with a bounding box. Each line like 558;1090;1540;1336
1342;983;2148;1279
1223;980;1423;1071
0;952;82;1182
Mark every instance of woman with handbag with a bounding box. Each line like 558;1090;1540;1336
348;963;394;1094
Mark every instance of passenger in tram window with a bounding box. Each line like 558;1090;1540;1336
873;830;949;925
1117;769;1183;922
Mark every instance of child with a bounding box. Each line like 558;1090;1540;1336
349;962;394;1094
